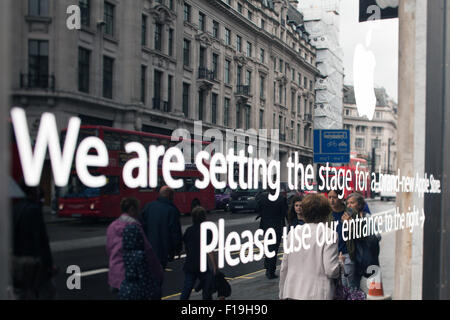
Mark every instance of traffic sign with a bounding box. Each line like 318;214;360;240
314;130;350;164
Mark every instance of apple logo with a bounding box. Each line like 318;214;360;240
353;29;377;121
375;0;399;9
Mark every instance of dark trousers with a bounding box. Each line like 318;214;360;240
264;238;281;275
180;271;213;300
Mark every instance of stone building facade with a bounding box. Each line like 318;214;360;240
10;0;318;201
343;85;398;174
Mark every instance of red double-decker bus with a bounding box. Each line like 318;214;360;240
57;126;215;218
332;157;371;199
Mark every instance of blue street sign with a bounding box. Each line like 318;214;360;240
314;130;350;164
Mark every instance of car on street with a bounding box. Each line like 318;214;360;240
215;187;232;210
229;187;262;213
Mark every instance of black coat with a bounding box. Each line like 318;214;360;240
255;192;287;232
141;197;182;268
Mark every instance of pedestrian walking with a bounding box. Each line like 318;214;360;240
287;195;304;227
328;189;356;288
256;188;287;279
180;206;218;300
141;186;182;270
11;183;56;300
344;193;380;289
106;198;164;300
279;194;342;300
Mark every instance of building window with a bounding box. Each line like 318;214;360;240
356;138;365;149
141;65;147;103
246;41;252;57
183;39;190;66
297;96;301;114
297;124;301;145
213;21;219;38
291;68;295;82
29;0;49;16
273;58;276;71
261;19;265;30
167;75;173;112
291;92;295;112
260;76;265;99
236;35;242;52
142;15;147;46
199;90;204;121
248;10;253;21
260;48;265;63
298;72;301;86
78;47;90;93
169;0;174;10
236;105;241;128
199;12;205;31
237;2;243;14
224;98;230;127
245;106;251;129
304;76;308;88
273;113;276;129
184;3;191;22
237;66;242;86
104;2;115;37
225;28;231;45
80;0;90;27
153;70;162;109
279;59;283;73
279;84;283;104
356;126;367;133
199;47;206;68
259;109;264;129
245;70;251;87
291;121;294;142
310;80;313;91
28;40;49;89
345;109;350;116
212;53;219;80
212;93;218;124
224;60;231;84
155;23;163;51
182;83;190;117
168;29;174;56
376;111;382;119
103;56;114;99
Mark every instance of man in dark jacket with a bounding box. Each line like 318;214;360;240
141;186;182;270
256;188;287;279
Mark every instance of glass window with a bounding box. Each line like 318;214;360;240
224;98;230;127
154;23;162;51
104;2;115;37
103;131;122;151
246;41;252;57
28;40;49;89
29;0;49;16
213;21;219;38
103;56;114;99
225;28;231;46
142;15;147;46
102;176;120;195
212;93;218;124
199;12;205;31
259;109;264;128
212;53;219;79
182;83;190;117
236;35;242;52
225;59;231;84
80;0;90;26
168;29;174;56
183;39;190;66
184;3;191;22
78;47;90;93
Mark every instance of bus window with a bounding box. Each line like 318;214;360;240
103;131;122;151
60;174;100;198
122;134;140;147
185;178;199;192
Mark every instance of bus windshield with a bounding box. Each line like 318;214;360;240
59;175;100;199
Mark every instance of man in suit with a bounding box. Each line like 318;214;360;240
256;188;287;279
141;186;182;270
